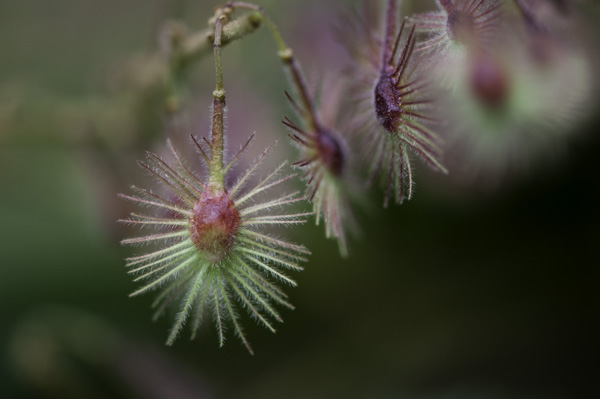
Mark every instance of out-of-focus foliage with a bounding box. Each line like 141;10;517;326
1;1;599;398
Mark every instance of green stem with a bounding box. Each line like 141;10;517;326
164;11;263;114
228;2;319;132
209;16;226;192
167;12;263;73
227;2;287;52
214;19;224;93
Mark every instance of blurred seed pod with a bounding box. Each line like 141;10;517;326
436;5;594;186
412;0;503;63
339;0;448;207
283;77;360;257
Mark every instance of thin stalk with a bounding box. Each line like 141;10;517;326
209;16;226;192
228;1;319;132
382;0;398;71
227;2;287;52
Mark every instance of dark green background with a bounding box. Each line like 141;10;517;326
1;0;598;398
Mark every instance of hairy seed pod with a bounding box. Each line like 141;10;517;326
190;191;241;262
341;0;448;206
412;0;502;58
283;84;357;257
120;137;310;353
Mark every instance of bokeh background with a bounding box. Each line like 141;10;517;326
1;0;598;398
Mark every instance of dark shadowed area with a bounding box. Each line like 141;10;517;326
1;0;598;398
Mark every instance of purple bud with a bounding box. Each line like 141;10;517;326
470;55;509;109
374;74;402;133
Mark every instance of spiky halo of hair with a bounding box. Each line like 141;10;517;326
119;136;310;354
439;7;593;186
282;85;358;257
412;0;503;59
341;1;448;207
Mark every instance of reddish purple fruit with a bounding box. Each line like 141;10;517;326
190;191;241;262
470;54;509;109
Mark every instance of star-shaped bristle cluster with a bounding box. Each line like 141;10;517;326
283;85;356;257
339;0;449;206
361;5;448;206
414;0;502;56
120;134;311;353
